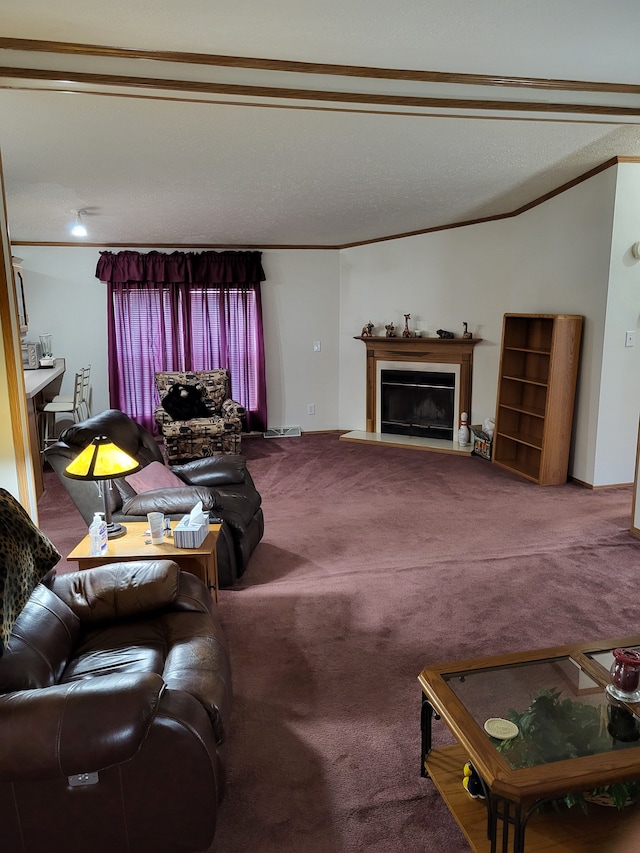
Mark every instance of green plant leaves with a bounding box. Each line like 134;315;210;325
494;688;640;810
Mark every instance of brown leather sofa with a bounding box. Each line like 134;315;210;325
44;408;264;588
0;559;232;853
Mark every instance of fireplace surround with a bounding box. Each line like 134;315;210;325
353;335;481;443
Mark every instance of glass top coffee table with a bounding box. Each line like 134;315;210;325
419;637;640;852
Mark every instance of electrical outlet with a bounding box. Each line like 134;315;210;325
625;331;636;348
307;404;315;415
313;341;321;352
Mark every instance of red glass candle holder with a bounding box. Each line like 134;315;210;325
606;648;640;702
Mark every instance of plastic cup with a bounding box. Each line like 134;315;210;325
147;512;165;544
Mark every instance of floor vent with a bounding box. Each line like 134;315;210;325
263;426;302;438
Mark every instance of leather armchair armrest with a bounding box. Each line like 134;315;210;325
165;633;232;744
0;672;164;780
171;455;246;486
122;485;222;516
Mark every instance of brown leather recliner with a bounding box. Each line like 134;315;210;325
0;560;232;853
44;408;264;588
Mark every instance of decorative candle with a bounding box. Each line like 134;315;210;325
611;648;640;694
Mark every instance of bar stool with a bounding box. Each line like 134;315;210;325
80;364;92;419
50;364;91;420
38;370;84;451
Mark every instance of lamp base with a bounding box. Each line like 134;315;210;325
106;522;128;539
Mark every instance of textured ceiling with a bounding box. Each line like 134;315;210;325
0;1;639;247
4;0;640;81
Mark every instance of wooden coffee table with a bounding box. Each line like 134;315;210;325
419;636;640;852
67;521;220;602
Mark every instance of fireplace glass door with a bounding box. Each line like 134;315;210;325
381;370;455;440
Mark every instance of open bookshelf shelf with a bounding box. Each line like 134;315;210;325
501;373;548;388
493;314;582;485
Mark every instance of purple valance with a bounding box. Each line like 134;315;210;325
96;250;265;285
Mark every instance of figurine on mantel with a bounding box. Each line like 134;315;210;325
436;329;454;339
463;322;473;340
385;323;396;337
361;321;374;337
402;314;412;337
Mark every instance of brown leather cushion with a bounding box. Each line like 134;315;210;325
171;455;246;486
122;486;220;517
48;561;180;624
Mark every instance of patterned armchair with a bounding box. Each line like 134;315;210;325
154;369;245;463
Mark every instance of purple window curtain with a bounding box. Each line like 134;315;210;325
99;250;267;434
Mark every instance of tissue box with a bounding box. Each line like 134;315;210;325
173;516;209;549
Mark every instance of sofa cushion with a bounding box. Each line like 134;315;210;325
125;461;185;494
0;584;80;691
122;486;221;517
196;370;231;412
171;455;246;486
48;561;180;624
61;623;167;682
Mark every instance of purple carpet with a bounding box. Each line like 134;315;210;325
37;434;640;852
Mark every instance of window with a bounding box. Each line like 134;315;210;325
109;282;266;434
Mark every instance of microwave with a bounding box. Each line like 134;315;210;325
22;341;42;370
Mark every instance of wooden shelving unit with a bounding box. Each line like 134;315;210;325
493;314;582;485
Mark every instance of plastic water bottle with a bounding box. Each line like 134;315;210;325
98;513;108;554
89;512;103;556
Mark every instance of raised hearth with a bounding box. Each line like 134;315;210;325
340;430;474;455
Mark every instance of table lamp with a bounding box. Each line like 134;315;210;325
64;435;141;538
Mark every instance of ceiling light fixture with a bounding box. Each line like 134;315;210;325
71;209;87;238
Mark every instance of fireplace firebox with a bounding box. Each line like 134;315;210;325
381;369;455;440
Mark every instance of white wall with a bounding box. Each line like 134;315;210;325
339;219;515;436
260;249;340;431
339;166;625;486
595;163;640;485
18;246;341;434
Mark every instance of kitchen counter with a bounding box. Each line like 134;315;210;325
23;359;65;398
23;358;66;498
